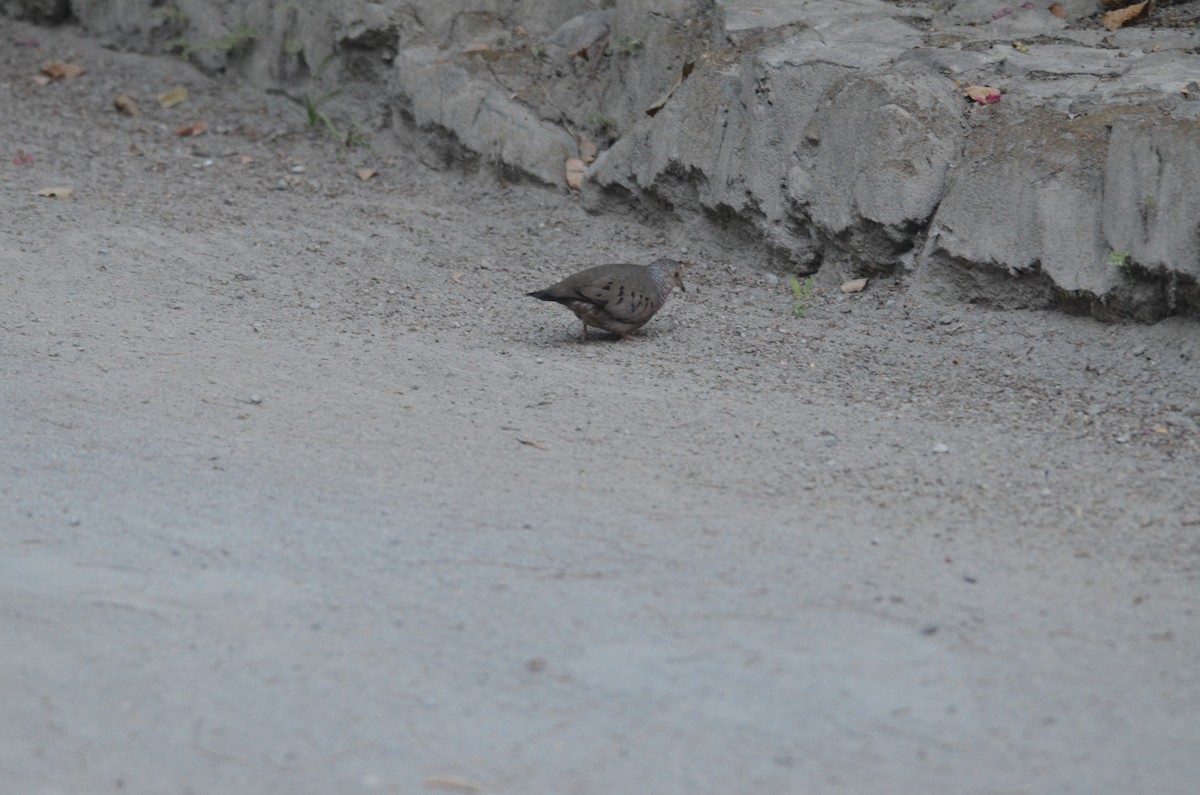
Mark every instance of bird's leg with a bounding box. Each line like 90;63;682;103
579;322;590;342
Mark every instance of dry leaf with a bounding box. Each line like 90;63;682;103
113;94;139;116
841;278;869;294
517;439;548;451
1049;2;1068;17
424;776;485;792
646;61;695;117
34;187;75;199
175;120;207;137
964;85;1001;104
157;86;188;108
356;168;377;181
240;154;254;165
31;75;51;87
1012;40;1029;53
513;24;529;37
41;62;85;79
578;137;597;165
564;157;586;191
450;272;465;284
1103;1;1148;30
463;42;490;54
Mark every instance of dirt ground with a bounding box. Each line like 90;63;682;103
2;18;1199;795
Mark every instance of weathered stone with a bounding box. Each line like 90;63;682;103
12;0;1198;319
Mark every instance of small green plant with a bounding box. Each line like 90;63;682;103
1141;194;1157;210
1108;249;1132;269
284;38;305;56
341;120;370;149
303;90;341;135
152;4;188;26
529;43;546;59
617;36;644;56
586;112;616;137
791;275;815;317
166;24;256;57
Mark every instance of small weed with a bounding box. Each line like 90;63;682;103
167;24;256;57
1108;249;1132;269
586;112;616;137
152;4;188;26
617;36;644;56
1141;194;1157;210
303;90;340;134
791;275;815;317
284;38;305;56
529;43;546;59
341;121;370;149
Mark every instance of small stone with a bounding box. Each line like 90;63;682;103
291;165;307;174
931;442;950;454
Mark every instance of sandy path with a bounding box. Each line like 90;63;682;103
2;20;1198;794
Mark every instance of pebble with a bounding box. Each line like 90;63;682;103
931;442;950;454
291;165;307;174
764;272;779;286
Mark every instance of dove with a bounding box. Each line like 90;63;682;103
527;258;686;341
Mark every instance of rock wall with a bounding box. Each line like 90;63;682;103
7;0;1199;319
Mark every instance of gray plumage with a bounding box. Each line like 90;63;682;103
528;258;686;341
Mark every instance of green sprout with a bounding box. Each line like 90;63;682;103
791;275;815;318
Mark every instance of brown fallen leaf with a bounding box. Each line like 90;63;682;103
32;75;51;87
175;120;207;137
34;187;75;199
841;278;869;294
240;154;254;165
41;62;85;79
1103;1;1149;30
356;168;377;181
517;439;548;451
964;85;1001;104
450;272;465;284
157;86;188;108
113;94;139;116
1048;2;1068;17
646;61;695;117
578;137;598;165
564;157;586;191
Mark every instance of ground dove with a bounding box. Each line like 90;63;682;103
528;258;686;341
